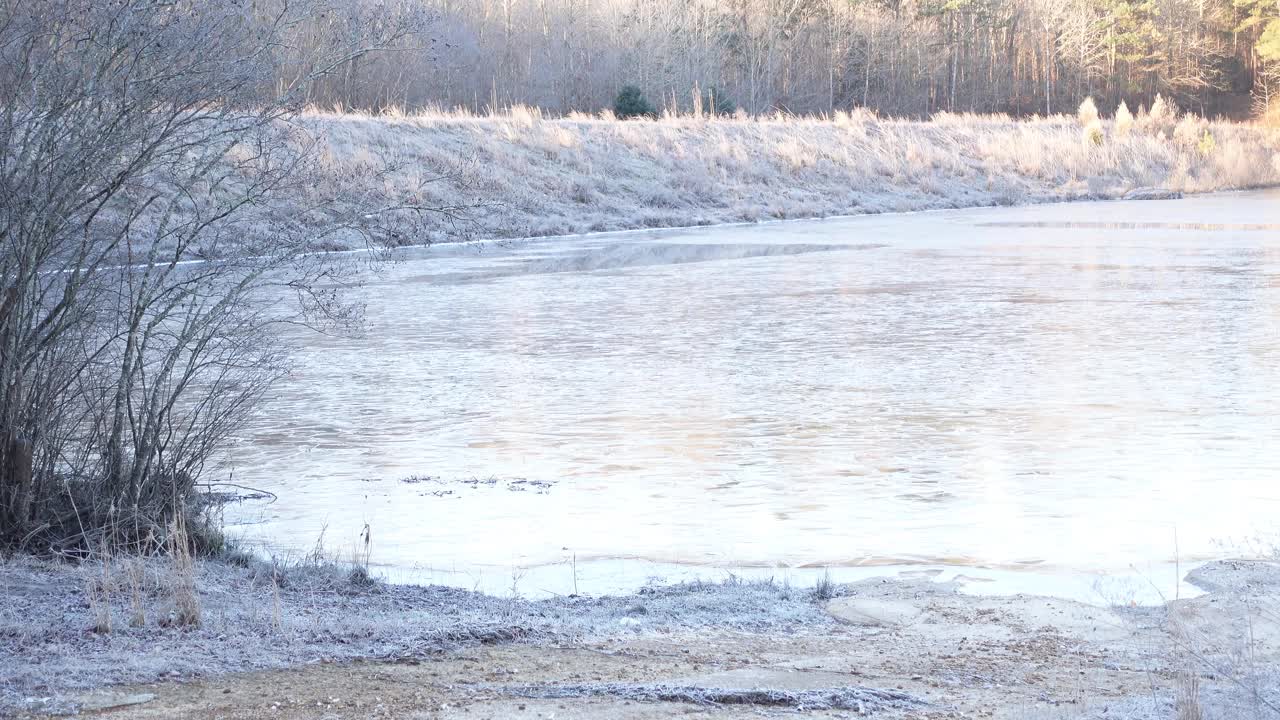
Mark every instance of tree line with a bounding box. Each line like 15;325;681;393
296;0;1280;119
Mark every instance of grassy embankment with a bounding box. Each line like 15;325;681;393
291;105;1280;248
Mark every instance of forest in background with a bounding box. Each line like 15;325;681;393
290;0;1280;119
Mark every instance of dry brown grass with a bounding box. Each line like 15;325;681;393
1176;668;1203;720
166;516;201;628
1262;105;1280;129
1077;97;1100;127
86;576;111;635
127;559;146;628
84;542;115;634
273;104;1280;248
271;572;282;633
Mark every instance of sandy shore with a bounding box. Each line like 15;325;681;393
4;556;1279;719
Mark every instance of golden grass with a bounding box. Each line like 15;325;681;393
295;106;1280;241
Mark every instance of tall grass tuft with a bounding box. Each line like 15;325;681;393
1082;119;1105;148
271;571;283;633
86;553;113;634
1115;100;1134;136
812;569;836;600
166;515;201;628
1176;668;1204;720
348;522;374;586
1077;97;1099;127
127;559;146;628
1198;130;1217;157
1143;94;1178;136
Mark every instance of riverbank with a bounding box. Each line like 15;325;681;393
4;555;1279;719
287;108;1280;250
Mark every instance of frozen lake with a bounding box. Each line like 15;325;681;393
223;191;1280;600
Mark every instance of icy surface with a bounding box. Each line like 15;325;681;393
222;191;1280;595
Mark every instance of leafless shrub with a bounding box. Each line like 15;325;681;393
0;0;440;555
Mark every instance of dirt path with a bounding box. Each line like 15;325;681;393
64;622;1129;720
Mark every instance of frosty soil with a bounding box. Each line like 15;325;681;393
4;557;1280;719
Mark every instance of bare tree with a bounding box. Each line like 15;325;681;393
309;0;1273;119
0;0;428;552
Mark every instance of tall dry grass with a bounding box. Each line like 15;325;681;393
126;559;146;628
86;550;113;635
73;538;191;634
278;105;1280;248
166;516;201;628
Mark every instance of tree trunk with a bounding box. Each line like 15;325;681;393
6;431;33;531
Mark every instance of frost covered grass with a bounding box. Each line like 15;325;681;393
288;106;1280;248
8;554;1280;718
0;554;830;716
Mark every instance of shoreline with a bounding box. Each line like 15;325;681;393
367;554;1209;607
377;186;1200;259
4;553;1279;718
105;182;1270;274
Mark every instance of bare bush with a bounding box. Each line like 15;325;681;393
0;0;432;552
